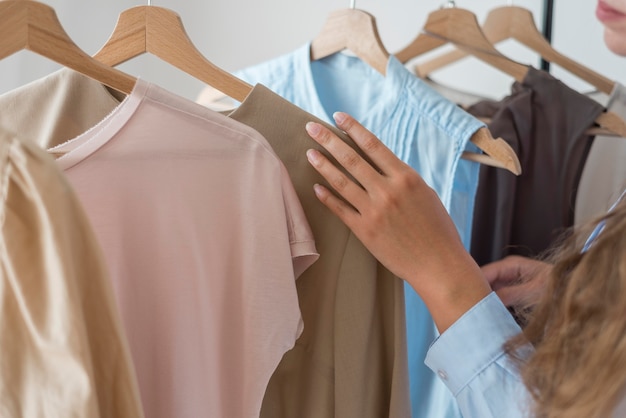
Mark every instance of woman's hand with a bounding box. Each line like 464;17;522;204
481;255;551;308
305;112;491;332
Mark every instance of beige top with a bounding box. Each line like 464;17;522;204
0;68;125;150
0;129;144;418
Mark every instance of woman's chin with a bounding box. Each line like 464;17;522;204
604;28;626;56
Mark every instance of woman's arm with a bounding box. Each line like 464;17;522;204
305;112;534;418
304;111;491;332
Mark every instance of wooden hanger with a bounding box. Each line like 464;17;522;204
417;6;615;94
411;6;626;138
594;112;626;137
394;6;529;82
0;0;135;94
465;128;522;174
310;8;390;76
93;5;252;102
416;6;616;95
393;6;526;174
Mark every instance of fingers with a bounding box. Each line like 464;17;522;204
481;255;539;288
481;258;523;288
495;284;527;307
312;183;360;229
306;147;367;209
495;280;542;308
305;121;381;190
331;112;400;175
482;255;550;307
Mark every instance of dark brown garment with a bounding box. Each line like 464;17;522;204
466;67;603;265
228;84;411;418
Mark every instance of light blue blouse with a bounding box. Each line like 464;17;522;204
234;44;485;417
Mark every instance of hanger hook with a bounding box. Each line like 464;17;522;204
148;0;152;5
350;0;355;8
442;0;456;8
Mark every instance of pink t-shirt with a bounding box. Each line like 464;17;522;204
50;79;319;418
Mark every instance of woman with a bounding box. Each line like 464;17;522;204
302;2;626;416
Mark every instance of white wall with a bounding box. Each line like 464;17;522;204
551;0;626;92
2;0;624;102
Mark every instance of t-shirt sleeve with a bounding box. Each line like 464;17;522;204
279;163;319;279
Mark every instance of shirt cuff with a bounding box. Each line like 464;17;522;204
424;292;524;396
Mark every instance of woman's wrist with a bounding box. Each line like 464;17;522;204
406;253;492;333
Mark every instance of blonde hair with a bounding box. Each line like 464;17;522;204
507;197;626;418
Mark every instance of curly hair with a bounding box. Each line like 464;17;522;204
506;195;626;418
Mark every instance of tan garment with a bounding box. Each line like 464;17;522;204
0;129;144;418
0;68;123;150
228;84;411;418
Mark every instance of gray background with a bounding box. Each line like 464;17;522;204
2;0;624;101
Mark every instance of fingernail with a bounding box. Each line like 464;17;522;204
306;122;321;135
333;112;347;124
313;183;324;197
306;149;321;165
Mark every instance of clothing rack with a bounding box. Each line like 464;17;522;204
541;0;555;72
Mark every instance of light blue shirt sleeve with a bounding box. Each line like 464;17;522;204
425;292;534;418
